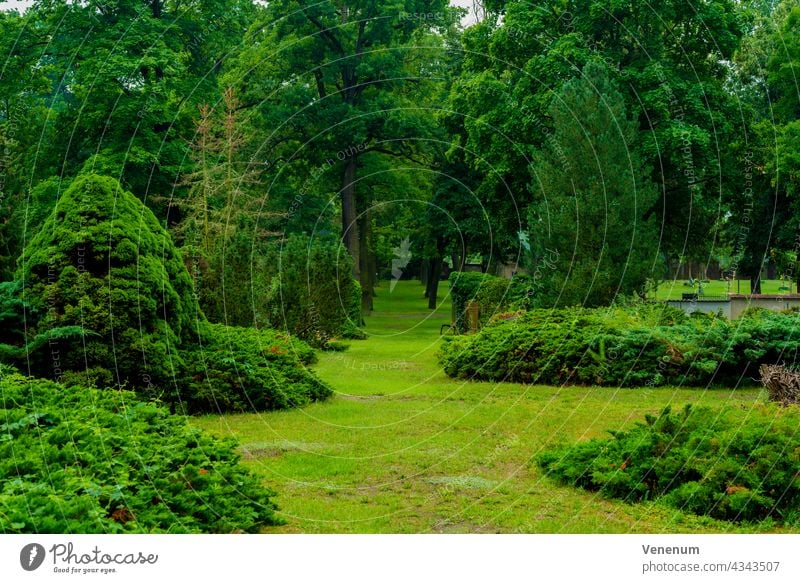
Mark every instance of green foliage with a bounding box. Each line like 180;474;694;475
439;303;800;387
258;235;362;345
179;323;331;413
188;233;363;345
448;271;533;332
0;369;280;533
446;0;745;265
529;62;659;307
537;405;800;524
8;174;198;391
0;174;333;413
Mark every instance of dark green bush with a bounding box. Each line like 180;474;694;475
190;232;363;346
537;405;800;524
3;173;197;391
179;323;332;413
449;271;535;332
0;369;281;533
259;234;362;345
0;174;333;413
438;303;800;387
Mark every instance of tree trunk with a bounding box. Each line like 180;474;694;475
341;156;360;280
427;237;446;309
368;244;378;297
750;271;762;295
358;209;374;313
452;252;464;272
421;259;430;292
426;257;442;309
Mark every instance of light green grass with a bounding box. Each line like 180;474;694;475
650;278;794;300
193;280;796;533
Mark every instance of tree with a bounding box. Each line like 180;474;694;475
529;62;659;307
727;0;800;293
233;1;455;311
445;0;745;272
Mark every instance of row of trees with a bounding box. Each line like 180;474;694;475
1;0;799;314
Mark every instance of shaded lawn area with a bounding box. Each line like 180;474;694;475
193;280;796;533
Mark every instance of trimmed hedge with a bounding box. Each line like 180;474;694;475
0;369;281;533
537;405;800;524
438;304;800;387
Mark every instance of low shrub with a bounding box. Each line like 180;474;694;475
537;405;800;524
438;303;800;387
178;323;332;413
0;369;281;533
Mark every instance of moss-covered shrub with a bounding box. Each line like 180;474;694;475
0;369;280;533
438;303;800;387
537;405;800;524
0;174;333;412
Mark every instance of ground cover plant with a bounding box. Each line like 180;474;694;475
438;303;800;387
0;368;281;533
537;404;800;525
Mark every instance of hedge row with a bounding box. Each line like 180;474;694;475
439;303;800;387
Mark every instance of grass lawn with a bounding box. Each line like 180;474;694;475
193;280;796;534
650;278;794;300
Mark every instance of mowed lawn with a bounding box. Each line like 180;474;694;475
650;278;794;300
193;280;795;534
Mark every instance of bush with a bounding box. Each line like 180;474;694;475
259;235;362;345
438;303;800;387
0;174;333;413
190;233;363;346
0;369;281;533
3;174;197;391
449;271;535;332
537;405;800;524
179;323;332;413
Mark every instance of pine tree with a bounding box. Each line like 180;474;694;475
529;62;659;307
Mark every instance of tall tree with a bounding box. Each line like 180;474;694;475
529;62;659;307
445;0;745;273
727;0;800;293
234;1;455;311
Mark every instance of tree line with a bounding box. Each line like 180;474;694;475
1;0;798;314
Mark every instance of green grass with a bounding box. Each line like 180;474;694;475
650;278;794;300
193;280;797;533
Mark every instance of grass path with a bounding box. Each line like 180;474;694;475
194;281;794;533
